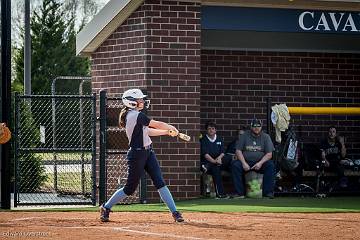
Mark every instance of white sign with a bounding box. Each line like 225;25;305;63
40;125;45;144
299;11;360;32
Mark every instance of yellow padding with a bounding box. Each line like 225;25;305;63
288;107;360;115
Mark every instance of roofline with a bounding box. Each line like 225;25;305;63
203;0;360;10
76;0;144;56
76;0;360;56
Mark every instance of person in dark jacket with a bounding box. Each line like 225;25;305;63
320;126;347;188
200;121;229;198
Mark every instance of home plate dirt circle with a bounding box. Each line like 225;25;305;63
1;212;359;240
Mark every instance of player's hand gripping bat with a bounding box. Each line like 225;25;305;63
169;130;191;142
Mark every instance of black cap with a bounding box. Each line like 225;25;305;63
250;118;262;127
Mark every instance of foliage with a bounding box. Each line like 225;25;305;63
17;100;48;193
13;0;90;94
19;154;48;193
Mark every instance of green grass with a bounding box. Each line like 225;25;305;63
35;153;92;161
10;197;360;213
43;171;92;193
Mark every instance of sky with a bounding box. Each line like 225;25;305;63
11;0;111;47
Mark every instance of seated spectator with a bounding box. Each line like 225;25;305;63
224;127;247;198
234;118;276;198
200;121;229;199
225;126;247;156
320;126;347;188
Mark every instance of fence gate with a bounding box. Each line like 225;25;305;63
14;93;97;206
98;90;145;204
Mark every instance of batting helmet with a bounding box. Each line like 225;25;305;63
122;89;149;109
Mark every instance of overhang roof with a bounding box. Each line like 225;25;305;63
76;0;360;56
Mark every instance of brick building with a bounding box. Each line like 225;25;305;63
77;0;360;202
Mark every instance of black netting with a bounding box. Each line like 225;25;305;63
104;97;140;204
14;95;95;206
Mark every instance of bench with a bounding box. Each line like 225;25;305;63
303;169;360;177
302;152;360;177
201;171;231;197
200;154;235;197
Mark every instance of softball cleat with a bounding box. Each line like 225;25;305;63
99;204;111;222
172;211;184;222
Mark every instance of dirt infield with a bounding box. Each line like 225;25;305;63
1;211;359;240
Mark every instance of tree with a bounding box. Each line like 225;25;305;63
13;0;90;94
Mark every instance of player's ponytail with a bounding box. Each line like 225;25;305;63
119;107;129;129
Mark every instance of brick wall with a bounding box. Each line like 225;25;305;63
144;0;201;200
201;50;360;154
91;2;148;203
91;0;201;203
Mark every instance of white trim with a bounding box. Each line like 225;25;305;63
201;46;360;54
76;0;360;56
76;0;144;56
202;0;360;11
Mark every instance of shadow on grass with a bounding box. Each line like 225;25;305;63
174;196;360;212
8;196;360;213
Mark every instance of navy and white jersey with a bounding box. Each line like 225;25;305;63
126;110;152;148
320;139;342;163
200;135;224;164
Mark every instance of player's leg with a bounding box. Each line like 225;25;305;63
260;160;275;198
207;164;226;198
100;149;147;222
145;150;184;222
334;163;347;188
230;160;245;197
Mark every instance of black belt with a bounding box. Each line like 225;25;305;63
130;145;152;151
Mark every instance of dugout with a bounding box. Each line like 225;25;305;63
77;0;360;202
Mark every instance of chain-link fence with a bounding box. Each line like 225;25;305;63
98;91;144;204
14;93;96;206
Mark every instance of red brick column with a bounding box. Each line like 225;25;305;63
91;0;201;202
144;0;201;200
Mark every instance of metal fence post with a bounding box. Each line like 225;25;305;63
79;83;85;196
267;97;272;137
13;92;20;208
99;90;107;204
51;85;58;192
91;93;97;206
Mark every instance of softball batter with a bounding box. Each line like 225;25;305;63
99;89;184;222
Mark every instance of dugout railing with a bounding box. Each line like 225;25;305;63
267;99;360;197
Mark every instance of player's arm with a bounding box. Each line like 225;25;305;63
258;135;274;164
235;136;246;164
236;149;251;171
338;136;346;158
235;149;247;165
340;145;346;158
215;139;225;163
204;154;217;164
138;113;178;136
320;149;326;160
149;120;177;132
258;152;273;164
148;128;170;137
320;148;330;167
200;138;216;164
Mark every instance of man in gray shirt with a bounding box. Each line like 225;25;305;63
234;118;275;198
